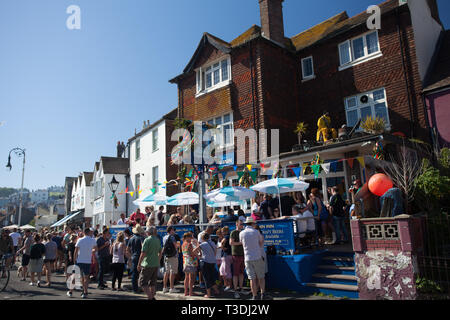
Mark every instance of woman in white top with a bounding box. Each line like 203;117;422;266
109;232;128;291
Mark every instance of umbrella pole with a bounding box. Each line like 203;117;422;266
277;179;283;217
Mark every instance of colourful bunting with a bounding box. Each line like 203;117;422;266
237;171;245;180
321;163;331;174
233;165;238;171
129;192;134;197
347;158;354;169
292;167;301;178
357;156;365;168
151;188;156;194
330;162;338;173
249;170;258;182
220;171;228;180
311;165;321;179
246;164;252;171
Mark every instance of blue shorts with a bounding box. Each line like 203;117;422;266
76;263;91;276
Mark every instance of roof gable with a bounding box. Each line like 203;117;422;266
100;157;129;175
424;30;450;92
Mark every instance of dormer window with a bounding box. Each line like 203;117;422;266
196;57;231;95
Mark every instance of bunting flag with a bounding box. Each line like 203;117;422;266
347;158;355;169
237;171;245;180
311;165;321;179
187;169;194;178
233;165;238;172
330;161;338;173
292;167;301;178
302;164;309;175
246;164;253;171
220;171;228;180
129;191;134;197
321;163;331;174
357;156;365;168
151;188;156;194
260;163;265;169
249;170;258;182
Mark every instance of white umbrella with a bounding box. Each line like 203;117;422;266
251;178;309;216
206;193;246;208
19;224;36;230
3;224;19;230
204;186;255;201
167;192;199;206
133;193;168;206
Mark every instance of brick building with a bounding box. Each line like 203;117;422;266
170;0;444;164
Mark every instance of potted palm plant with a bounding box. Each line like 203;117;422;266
360;116;386;135
294;122;308;145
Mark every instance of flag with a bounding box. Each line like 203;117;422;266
357;156;365;168
237;171;244;180
246;164;252;171
302;164;309;175
130;192;134;197
151;188;156;194
220;171;228;180
292;167;301;178
330;161;338;173
233;165;238;171
321;163;331;174
347;158;354;169
311;165;321;179
249;170;258;182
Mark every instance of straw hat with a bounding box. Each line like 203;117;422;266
244;217;256;225
132;224;145;235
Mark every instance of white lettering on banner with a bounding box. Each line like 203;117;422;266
66;5;81;30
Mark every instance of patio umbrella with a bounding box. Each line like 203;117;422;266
133;193;168;206
166;192;199;206
19;224;36;230
250;178;309;216
205;193;246;208
2;224;19;230
204;186;255;201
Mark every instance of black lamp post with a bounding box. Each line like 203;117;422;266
108;175;120;226
6;148;26;227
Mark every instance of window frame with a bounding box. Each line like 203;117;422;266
152;129;159;153
301;56;315;81
338;30;381;70
135;139;141;161
195;56;232;96
344;87;391;131
152;166;159;193
205;112;234;149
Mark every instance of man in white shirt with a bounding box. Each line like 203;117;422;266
239;217;267;300
69;228;97;299
117;213;127;225
9;228;22;254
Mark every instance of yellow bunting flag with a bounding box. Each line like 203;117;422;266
129;192;134;197
357;156;365;168
246;164;252;171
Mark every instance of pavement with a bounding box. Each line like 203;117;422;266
0;263;343;301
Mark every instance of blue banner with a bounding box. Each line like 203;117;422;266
156;224;196;245
257;220;295;252
109;225;127;240
221;220;295;252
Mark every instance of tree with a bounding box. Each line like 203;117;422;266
385;144;422;212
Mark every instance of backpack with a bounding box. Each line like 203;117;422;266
163;235;177;257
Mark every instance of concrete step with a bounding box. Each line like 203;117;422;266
323;256;354;262
312;273;357;281
321;256;354;267
305;282;358;292
317;265;355;271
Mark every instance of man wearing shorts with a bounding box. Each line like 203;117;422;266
70;228;97;299
239;217;266;300
17;229;32;281
137;226;162;300
230;219;250;299
162;226;179;293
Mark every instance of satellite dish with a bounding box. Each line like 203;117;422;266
360;95;369;104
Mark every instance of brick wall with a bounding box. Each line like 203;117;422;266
296;7;429;142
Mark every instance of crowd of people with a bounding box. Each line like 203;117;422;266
0;185;354;300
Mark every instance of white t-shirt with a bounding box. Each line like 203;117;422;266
75;236;97;264
10;232;21;246
117;218;127;225
251;203;259;213
198;231;206;244
302;210;315;232
239;226;263;262
294;214;307;238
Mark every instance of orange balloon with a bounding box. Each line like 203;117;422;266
368;173;393;196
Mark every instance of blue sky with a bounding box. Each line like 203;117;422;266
1;0;449;190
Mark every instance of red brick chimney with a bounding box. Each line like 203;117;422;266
259;0;285;44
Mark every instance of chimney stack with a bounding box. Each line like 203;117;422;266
259;0;285;44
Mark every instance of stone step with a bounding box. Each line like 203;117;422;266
323;256;354;262
312;273;357;281
317;265;355;271
305;282;359;292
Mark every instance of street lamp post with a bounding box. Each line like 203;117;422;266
6;148;26;227
108;175;120;228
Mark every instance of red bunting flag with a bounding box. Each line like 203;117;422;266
347;158;354;169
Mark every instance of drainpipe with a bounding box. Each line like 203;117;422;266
396;7;415;138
